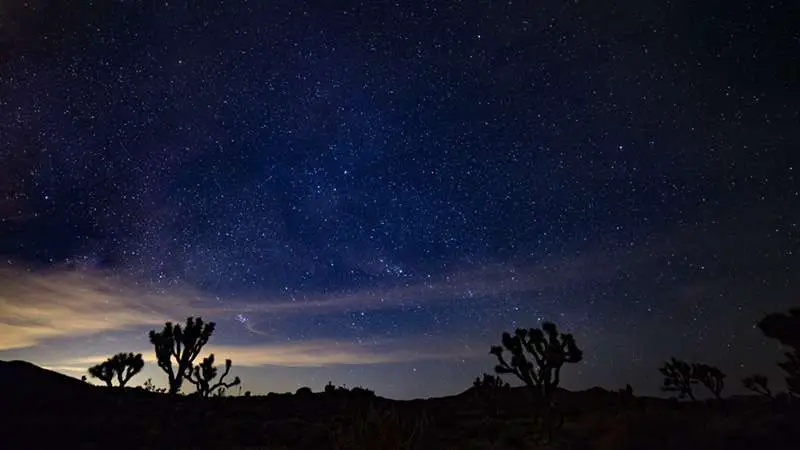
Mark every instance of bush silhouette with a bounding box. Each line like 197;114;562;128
660;358;697;401
186;354;241;397
692;363;726;400
622;383;634;397
87;352;144;387
296;386;312;396
472;372;511;418
149;317;215;395
350;386;375;397
742;374;773;398
757;307;800;398
142;378;167;394
330;402;428;450
489;321;582;439
473;372;510;390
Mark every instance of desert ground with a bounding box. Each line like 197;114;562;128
1;360;798;450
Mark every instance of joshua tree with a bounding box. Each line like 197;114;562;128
87;360;115;387
149;317;215;395
757;308;800;398
490;321;582;438
743;374;773;399
692;363;726;400
87;352;144;387
660;357;697;401
185;354;241;397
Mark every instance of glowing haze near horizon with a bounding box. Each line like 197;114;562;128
0;1;798;399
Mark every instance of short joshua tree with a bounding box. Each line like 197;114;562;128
185;354;241;397
87;352;144;387
692;363;726;400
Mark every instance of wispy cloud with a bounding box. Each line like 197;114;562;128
54;337;482;369
0;267;219;351
0;249;633;352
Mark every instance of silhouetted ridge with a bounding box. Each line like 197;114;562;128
0;360;93;399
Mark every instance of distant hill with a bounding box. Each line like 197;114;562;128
0;359;95;400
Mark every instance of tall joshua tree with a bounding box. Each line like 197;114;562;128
490;321;582;438
660;357;697;401
757;308;800;398
149;317;215;395
186;354;241;397
87;352;144;387
692;363;726;400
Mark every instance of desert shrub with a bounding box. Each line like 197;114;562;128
350;386;375;397
142;378;167;394
296;386;313;396
473;373;510;391
330;402;428;450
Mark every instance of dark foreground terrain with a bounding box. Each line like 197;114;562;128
1;360;798;450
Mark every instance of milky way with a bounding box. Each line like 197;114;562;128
0;0;798;398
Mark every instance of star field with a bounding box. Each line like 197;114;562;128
0;0;798;398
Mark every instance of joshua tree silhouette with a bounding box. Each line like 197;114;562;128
692;363;726;400
148;317;215;395
757;308;800;398
87;352;144;387
490;321;582;439
742;374;773;399
186;354;241;397
660;357;697;401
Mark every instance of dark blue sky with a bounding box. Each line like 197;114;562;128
0;0;798;398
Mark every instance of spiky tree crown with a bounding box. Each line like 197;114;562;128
692;363;726;399
186;353;241;397
490;322;582;396
88;360;115;386
660;357;697;400
88;352;144;387
743;374;772;398
148;317;215;394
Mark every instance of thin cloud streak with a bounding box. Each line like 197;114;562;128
0;248;637;351
57;338;483;368
0;267;217;350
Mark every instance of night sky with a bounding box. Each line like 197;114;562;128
0;0;798;399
